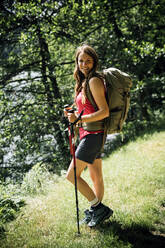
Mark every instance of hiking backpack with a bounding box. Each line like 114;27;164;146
82;67;132;134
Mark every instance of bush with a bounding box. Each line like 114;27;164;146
21;163;58;195
0;185;25;238
0;197;25;224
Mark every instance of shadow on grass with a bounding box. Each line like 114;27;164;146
97;220;165;248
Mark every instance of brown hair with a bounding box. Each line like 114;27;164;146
74;44;101;103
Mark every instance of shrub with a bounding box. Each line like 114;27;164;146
0;187;25;238
0;197;25;224
21;163;58;195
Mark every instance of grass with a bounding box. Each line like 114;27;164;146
0;131;165;248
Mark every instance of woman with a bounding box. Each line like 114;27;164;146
66;44;113;227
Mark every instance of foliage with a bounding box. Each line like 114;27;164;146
0;0;165;177
0;197;25;224
0;181;25;237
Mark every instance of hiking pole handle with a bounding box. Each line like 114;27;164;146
64;104;84;126
64;105;74;112
64;106;84;135
71;109;84;126
69;109;84;138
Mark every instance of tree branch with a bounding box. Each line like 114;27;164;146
0;60;41;86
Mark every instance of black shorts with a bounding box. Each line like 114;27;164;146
75;133;104;164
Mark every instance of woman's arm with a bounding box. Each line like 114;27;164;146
67;77;109;123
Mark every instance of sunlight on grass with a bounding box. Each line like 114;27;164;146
103;132;165;229
0;131;165;248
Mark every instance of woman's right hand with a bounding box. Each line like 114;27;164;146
64;109;68;117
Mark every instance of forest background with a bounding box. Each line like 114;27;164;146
0;0;164;178
0;0;165;241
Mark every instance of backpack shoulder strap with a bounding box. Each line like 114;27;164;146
85;77;100;111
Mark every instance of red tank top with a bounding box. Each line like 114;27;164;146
76;91;103;140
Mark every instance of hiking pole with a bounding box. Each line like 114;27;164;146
65;106;84;235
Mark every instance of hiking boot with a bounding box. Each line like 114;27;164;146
79;209;93;225
88;204;113;227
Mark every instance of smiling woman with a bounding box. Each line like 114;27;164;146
78;53;94;76
65;44;113;228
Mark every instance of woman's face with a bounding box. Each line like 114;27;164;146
78;52;94;76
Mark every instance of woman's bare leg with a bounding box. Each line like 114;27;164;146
66;158;96;202
88;158;104;202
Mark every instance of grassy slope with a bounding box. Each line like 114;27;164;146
1;131;165;248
